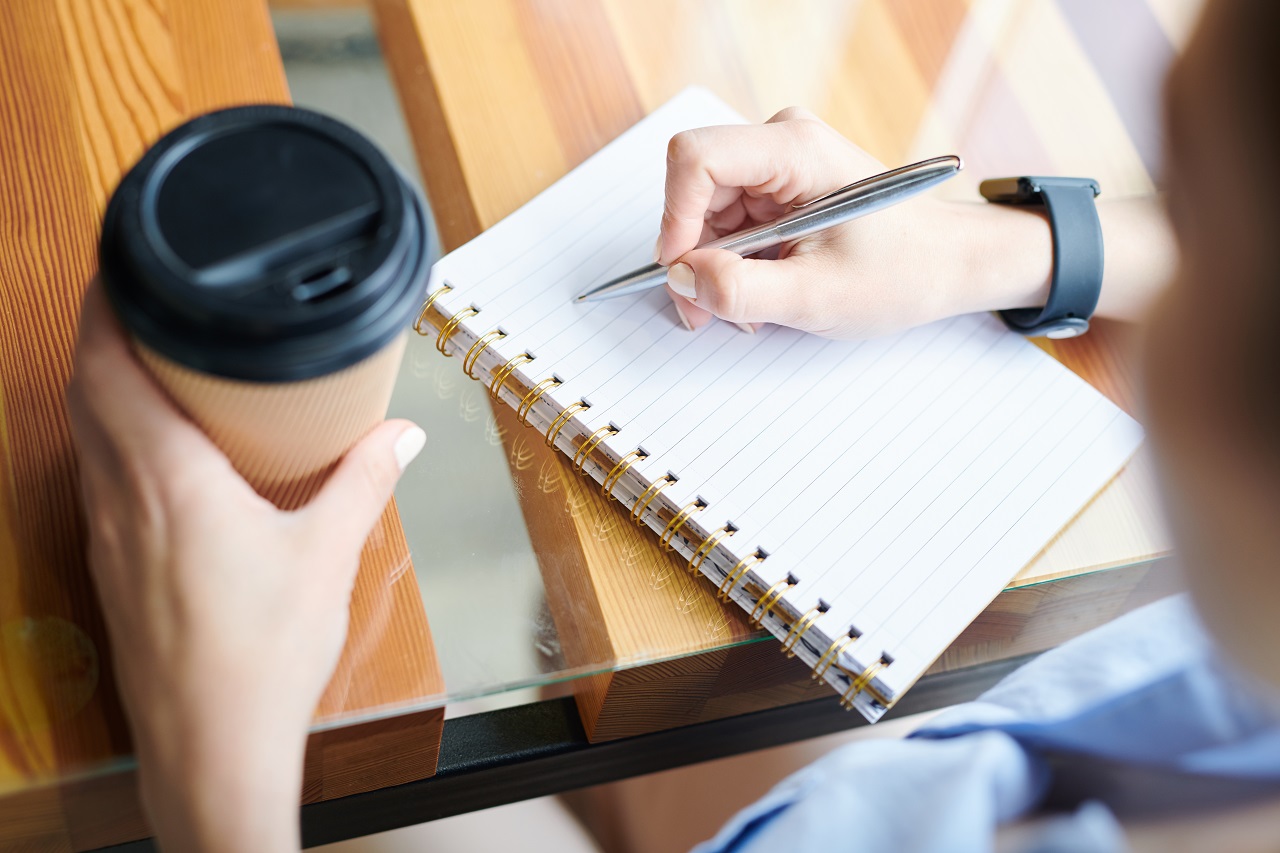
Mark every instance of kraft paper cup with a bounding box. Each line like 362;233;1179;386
99;106;429;509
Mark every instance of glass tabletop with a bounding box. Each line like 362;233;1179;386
278;7;775;719
275;5;1171;728
0;10;1180;821
0;3;1181;829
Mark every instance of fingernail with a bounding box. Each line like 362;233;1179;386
653;235;663;263
668;263;696;300
734;322;756;335
394;426;427;471
674;301;693;331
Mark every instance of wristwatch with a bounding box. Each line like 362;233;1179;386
979;176;1103;339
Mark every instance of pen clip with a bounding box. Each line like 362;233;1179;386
789;154;963;209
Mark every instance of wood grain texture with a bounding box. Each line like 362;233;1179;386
375;0;1178;737
370;0;483;251
0;0;442;847
270;0;368;8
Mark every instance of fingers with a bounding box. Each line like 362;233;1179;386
666;248;826;329
666;287;715;331
658;123;803;262
657;110;884;332
303;420;425;555
766;105;821;125
657;114;870;263
70;283;228;477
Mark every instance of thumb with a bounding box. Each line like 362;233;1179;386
668;248;822;329
304;419;425;552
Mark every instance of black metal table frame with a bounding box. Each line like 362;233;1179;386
101;654;1033;851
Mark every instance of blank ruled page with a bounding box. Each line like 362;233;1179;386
423;88;1145;720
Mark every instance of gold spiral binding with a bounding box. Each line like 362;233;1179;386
462;329;506;379
718;551;764;601
489;352;534;399
546;401;590;448
436;306;479;356
689;525;735;575
602;450;646;501
572;425;618;474
782;606;824;658
413;283;453;335
659;500;705;551
518;377;561;426
812;633;858;681
749;577;794;626
631;475;674;524
839;659;889;710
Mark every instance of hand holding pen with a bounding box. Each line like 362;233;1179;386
588;107;1060;339
578;154;962;302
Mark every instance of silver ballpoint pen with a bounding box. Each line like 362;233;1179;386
575;154;963;303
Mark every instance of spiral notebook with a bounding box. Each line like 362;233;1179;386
415;87;1143;721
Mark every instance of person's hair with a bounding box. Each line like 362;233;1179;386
1206;0;1278;451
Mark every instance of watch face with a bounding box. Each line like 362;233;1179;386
978;177;1033;203
980;176;1101;204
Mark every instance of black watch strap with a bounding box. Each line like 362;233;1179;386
980;177;1103;339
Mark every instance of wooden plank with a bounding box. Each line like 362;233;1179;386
374;0;1173;741
369;0;483;251
270;0;367;9
0;0;443;848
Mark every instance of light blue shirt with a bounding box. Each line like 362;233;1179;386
695;595;1280;853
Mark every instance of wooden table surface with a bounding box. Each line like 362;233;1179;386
373;0;1183;739
0;1;445;848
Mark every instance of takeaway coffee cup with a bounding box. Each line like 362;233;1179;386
99;106;429;509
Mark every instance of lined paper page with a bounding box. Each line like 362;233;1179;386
425;88;1144;720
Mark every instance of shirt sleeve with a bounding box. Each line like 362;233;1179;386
695;595;1280;852
693;731;1048;853
695;595;1211;853
691;724;1137;853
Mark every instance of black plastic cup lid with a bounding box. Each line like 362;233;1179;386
99;105;428;382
